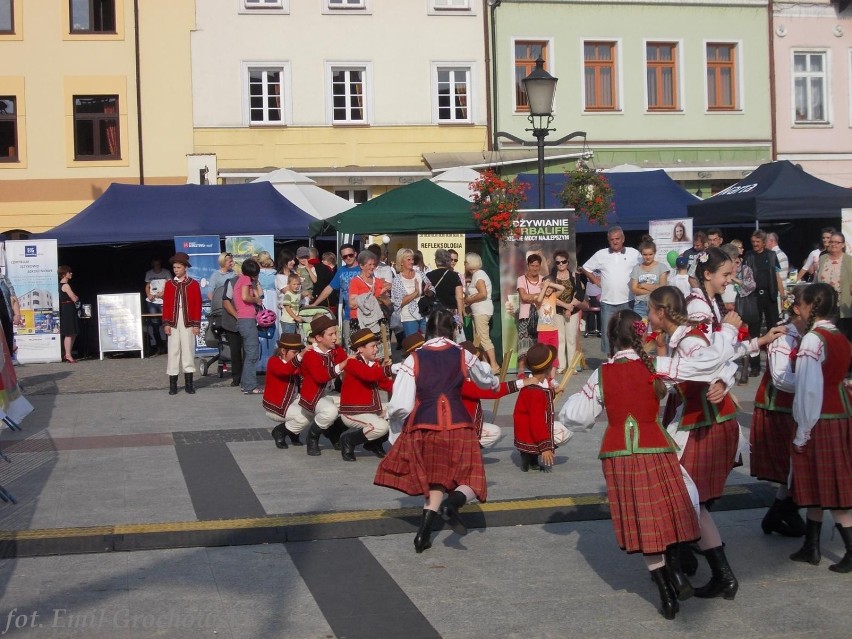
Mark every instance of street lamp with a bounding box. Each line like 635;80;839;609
495;57;587;208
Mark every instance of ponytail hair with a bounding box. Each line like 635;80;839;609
802;282;838;334
607;309;666;398
693;247;731;329
649;285;695;329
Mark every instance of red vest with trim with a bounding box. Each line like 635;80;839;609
408;344;471;431
513;384;555;454
599;359;677;458
754;370;794;413
812;326;852;418
298;346;347;412
262;356;301;417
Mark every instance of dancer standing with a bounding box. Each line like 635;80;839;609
162;253;202;395
788;283;852;572
374;309;498;552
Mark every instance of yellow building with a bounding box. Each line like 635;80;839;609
0;0;195;234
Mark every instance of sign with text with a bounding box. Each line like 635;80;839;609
417;234;466;271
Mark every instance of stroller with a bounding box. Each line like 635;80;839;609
199;322;232;377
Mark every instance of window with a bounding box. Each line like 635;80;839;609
244;0;282;7
334;189;369;204
514;41;548;111
0;96;17;162
331;67;366;123
328;0;364;7
436;67;471;123
646;42;678;110
73;95;120;160
793;51;828;123
248;68;284;124
706;43;737;110
70;0;115;33
433;0;470;8
584;41;617;111
0;0;12;34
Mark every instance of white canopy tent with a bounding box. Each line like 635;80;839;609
252;168;355;220
430;166;481;202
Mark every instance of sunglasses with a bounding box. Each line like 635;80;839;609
555;259;568;265
342;253;356;259
450;259;458;263
225;253;232;258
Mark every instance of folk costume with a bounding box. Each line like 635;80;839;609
789;320;852;572
265;334;305;449
162;253;202;395
338;328;394;461
461;378;520;448
289;315;347;456
750;323;806;536
375;336;498;552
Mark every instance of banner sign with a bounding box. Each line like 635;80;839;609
175;236;220;357
842;209;852;255
648;218;693;266
5;239;61;364
499;209;576;370
97;293;145;359
417;234;466;271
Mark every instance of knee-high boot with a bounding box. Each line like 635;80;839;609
649;567;678;620
306;423;323;457
693;546;739;600
441;490;468;535
762;498;798;537
664;544;694;601
678;542;699;577
790;518;822;565
271;424;288;449
779;497;806;537
184;373;196;394
340;427;367;462
737;356;749;385
363;433;388;458
413;509;438;554
324;418;346;450
168;375;178;395
829;524;852;573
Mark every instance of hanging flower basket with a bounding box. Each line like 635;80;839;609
559;164;615;226
469;170;530;242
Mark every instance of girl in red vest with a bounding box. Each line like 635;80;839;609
561;310;701;620
789;283;852;573
750;286;807;537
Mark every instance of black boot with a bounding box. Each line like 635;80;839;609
829;524;852;573
665;544;694;601
694;546;739;600
306;423;322;457
441;490;468;535
650;567;678;620
520;452;540;472
749;356;761;377
324;418;346;450
737;357;749;385
184;373;196;394
287;430;303;446
363;434;387;458
790;518;822;565
762;498;798;537
271;424;288;449
168;375;178;395
779;497;806;537
678;543;699;577
413;509;438;554
340;427;367;462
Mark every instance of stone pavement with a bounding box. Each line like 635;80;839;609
0;338;848;638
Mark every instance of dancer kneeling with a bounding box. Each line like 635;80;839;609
338;328;394;461
374;309;499;552
264;333;305;448
561;310;707;620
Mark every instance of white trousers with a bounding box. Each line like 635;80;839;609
341;409;389;441
479;422;503;448
555;312;580;374
166;317;196;375
554;421;573;447
284;395;340;432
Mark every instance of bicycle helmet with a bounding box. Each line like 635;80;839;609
256;308;277;328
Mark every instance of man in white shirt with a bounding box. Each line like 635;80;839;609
797;227;835;282
766;232;789;282
581;226;641;354
144;259;171;355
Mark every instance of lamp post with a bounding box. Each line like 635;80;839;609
495;57;588;209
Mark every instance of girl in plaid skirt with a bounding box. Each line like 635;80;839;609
789;283;852;573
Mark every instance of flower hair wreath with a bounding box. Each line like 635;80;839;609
697;252;710;264
632;320;647;337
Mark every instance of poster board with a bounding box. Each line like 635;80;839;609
97;293;145;360
648;218;693;266
175;235;220;357
417;234;466;271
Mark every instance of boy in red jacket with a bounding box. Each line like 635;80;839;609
338;328;394;461
459;342;521;448
265;333;305;449
296;315;349;456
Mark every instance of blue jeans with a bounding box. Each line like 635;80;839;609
633;299;649;320
600;301;633;354
280;322;298;334
238;318;260;391
402;318;426;337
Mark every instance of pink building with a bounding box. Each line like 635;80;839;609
773;1;852;186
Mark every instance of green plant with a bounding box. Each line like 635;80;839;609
559;164;615;225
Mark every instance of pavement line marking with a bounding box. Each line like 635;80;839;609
0;485;755;542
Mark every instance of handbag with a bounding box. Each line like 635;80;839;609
418;269;450;317
527;304;539;338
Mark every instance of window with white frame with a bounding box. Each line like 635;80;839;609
248;67;284;124
433;0;470;9
793;51;828;123
334;188;369;204
244;0;282;7
328;0;364;8
435;66;471;123
331;67;367;123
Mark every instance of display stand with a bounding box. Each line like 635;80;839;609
97;293;145;360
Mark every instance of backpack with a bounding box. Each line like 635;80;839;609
210;276;239;333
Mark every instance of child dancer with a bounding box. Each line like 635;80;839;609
290;315;349;456
513;343;573;472
789;283;852;572
265;334;305;449
338;328;394;462
750;287;807;537
560;310;702;620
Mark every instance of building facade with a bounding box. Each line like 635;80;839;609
773;0;852;186
191;0;489;198
0;0;195;234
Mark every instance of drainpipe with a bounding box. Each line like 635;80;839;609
133;0;145;184
483;0;494;151
768;2;777;162
488;0;501;151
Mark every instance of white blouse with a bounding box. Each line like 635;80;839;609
686;289;759;359
792;320;835;447
767;323;800;394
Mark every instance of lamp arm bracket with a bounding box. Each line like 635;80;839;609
494;131;535;147
545;130;587;147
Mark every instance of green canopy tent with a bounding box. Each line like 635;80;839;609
310;179;504;357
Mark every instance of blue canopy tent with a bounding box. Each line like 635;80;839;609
38;182;315;246
517;170;699;232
